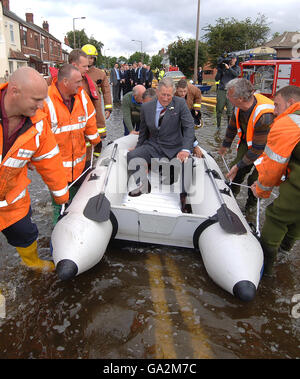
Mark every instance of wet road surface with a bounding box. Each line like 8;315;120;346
0;101;299;359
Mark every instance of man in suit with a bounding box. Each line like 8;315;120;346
145;65;154;88
110;63;121;103
197;66;203;85
119;63;127;99
131;62;139;87
127;77;195;196
136;62;146;86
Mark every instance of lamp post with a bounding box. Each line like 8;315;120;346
193;0;200;83
73;17;86;48
132;39;143;61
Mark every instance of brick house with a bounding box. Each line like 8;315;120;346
1;0;63;76
20;12;63;74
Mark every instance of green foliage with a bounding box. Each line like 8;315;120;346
118;56;128;64
65;29;104;66
128;51;150;65
203;14;271;66
107;57;118;68
167;37;208;77
66;29;89;49
150;54;163;70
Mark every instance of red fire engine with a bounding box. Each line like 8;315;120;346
239;59;300;98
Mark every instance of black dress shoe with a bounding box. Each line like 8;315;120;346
128;187;143;197
128;181;151;197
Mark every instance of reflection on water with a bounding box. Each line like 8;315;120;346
0;103;299;359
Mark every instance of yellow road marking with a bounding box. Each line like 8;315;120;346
164;256;213;359
146;254;177;358
146;253;213;359
0;292;6;319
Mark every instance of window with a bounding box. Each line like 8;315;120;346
9;61;13;74
17;62;26;69
21;26;27;46
23;30;27;46
9;24;14;43
42;37;46;52
35;35;39;49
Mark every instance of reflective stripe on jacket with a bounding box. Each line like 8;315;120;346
81;71;108;137
0;83;69;230
186;84;202;111
234;93;274;167
256;102;300;198
44;78;100;182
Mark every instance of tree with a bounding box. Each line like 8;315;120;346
66;29;89;49
88;35;104;67
128;51;150;65
118;56;128;64
65;29;104;66
150;54;163;70
203;15;271;66
167;37;207;77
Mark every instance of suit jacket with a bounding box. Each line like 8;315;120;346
110;68;120;86
137;66;146;84
145;69;154;87
131;68;139;85
136;96;195;159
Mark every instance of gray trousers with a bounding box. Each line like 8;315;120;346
112;82;120;102
216;89;234;127
127;143;182;186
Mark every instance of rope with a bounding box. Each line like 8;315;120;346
60;145;94;216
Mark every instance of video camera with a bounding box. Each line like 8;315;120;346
217;52;237;69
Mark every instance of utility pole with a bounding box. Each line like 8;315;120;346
73;17;86;48
193;0;200;83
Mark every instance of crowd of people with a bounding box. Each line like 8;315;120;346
110;61;154;103
0;41;299;281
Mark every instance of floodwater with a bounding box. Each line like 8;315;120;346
0;99;299;360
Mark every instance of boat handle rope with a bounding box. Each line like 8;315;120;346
60;145;94;216
221;155;261;237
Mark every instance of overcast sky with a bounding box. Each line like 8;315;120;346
9;0;300;58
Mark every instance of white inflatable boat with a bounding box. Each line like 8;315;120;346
51;134;264;301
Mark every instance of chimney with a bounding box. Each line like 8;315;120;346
64;36;70;46
42;21;49;32
2;0;10;10
25;13;34;23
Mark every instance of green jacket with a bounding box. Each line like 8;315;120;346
121;91;142;132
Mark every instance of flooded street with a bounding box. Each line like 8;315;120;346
0;100;299;359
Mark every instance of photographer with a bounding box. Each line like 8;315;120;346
215;53;240;128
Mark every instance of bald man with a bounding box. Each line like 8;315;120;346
121;85;146;135
0;67;69;272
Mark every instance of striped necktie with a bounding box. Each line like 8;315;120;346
159;107;167;126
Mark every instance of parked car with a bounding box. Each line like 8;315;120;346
163;70;186;83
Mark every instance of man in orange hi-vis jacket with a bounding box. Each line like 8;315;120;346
0;67;69;272
252;85;300;275
44;64;100;224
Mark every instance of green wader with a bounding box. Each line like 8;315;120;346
52;185;79;225
230;141;258;209
216;89;234;128
260;142;300;275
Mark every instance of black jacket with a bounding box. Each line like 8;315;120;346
215;65;240;90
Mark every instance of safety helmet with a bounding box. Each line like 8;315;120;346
81;44;98;56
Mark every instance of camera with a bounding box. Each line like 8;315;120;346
217;52;236;69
